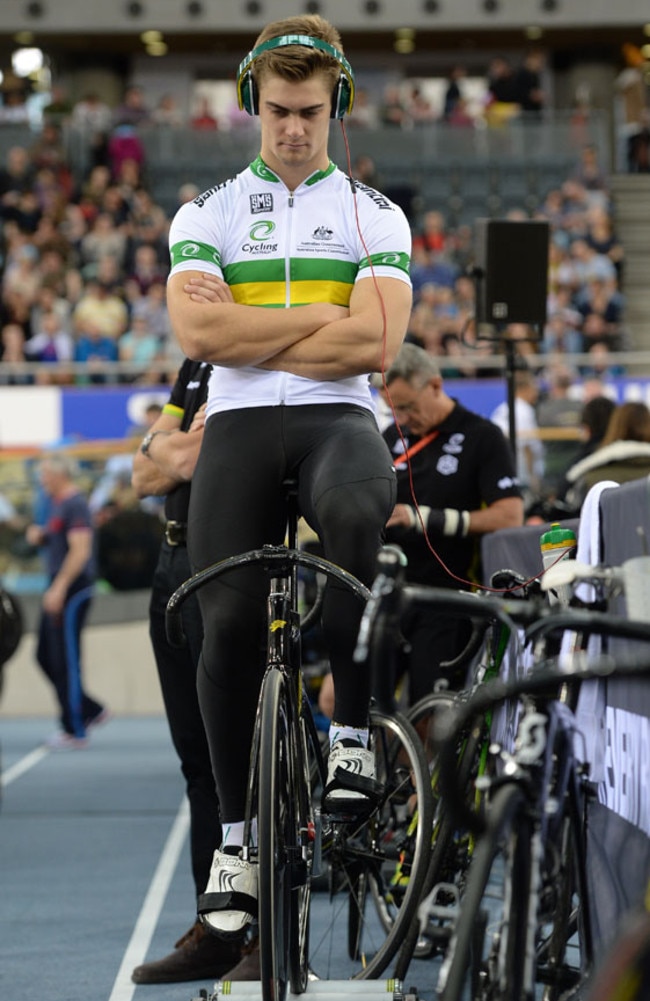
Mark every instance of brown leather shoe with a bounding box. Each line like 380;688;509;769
219;935;260;981
131;920;242;984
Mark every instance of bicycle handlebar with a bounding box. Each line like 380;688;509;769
359;545;650;835
397;583;650;646
436;646;650;837
438;617;492;673
353;545;406;665
423;568;539;674
165;544;371;647
524;607;650;645
352;545;411;712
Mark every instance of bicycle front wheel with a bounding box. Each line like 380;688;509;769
258;669;299;1001
438;782;534;1001
310;705;433;981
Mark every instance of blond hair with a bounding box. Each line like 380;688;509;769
251;15;345;94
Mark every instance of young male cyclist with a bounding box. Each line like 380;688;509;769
165;13;412;943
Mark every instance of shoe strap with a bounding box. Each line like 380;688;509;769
197;891;258;919
323;768;383;801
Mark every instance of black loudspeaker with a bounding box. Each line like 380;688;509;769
474;219;550;327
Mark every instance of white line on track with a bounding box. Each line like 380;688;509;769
107;795;190;1001
1;746;48;786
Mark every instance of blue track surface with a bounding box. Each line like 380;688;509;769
0;717;442;1001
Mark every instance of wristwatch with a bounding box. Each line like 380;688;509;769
140;430;166;458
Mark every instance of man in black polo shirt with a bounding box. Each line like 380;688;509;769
382;342;524;702
130;360;242;983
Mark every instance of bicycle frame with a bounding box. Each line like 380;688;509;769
242;561;306;858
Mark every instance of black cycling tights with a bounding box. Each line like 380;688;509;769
189;404;396;822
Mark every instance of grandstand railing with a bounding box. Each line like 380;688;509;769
2;109;610;194
1;345;648;386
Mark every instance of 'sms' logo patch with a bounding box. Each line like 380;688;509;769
250;193;273;214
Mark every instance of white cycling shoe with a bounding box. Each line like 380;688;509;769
198;849;258;939
322;741;381;817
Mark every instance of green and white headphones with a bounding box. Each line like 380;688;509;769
236;33;356;120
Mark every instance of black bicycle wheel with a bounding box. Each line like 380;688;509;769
396;691;472;978
309;705;433;981
438;783;534;1001
289;708;315;995
258;669;293;1001
536;768;593;1000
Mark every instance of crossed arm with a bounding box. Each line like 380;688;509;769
166;270;412;379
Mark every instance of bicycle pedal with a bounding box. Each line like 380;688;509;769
414;924;451;958
324;803;375;824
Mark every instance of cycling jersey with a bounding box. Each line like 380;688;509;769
168;156;412;418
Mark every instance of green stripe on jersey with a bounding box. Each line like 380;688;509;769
222;259;285;285
291;258;358;283
359;251;410;275
304;161;337;185
223;257;358;288
249;156;336;186
170;240;221;269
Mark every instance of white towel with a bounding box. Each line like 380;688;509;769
561;480;619;782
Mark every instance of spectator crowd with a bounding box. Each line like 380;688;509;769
0;109;181;386
0;110;627;380
0;70;643;529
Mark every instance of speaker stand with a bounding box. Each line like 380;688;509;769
467;264;541;469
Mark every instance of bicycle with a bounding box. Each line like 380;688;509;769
393;569;535;980
352;552;532;980
431;594;650;1001
358;546;650;999
360;555;551;985
166;486;434;1001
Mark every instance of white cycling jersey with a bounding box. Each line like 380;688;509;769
168;156;412;418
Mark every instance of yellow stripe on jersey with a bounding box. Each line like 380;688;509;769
231;280;353;308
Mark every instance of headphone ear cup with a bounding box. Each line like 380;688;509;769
240;70;258;116
331;73;352;119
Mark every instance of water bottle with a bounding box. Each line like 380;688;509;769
540;522;577;606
